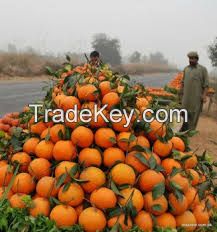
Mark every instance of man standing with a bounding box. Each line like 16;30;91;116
181;51;209;131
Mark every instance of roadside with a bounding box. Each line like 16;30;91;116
190;115;217;161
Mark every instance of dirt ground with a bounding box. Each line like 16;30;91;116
190;115;217;160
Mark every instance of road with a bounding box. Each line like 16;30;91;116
0;73;175;117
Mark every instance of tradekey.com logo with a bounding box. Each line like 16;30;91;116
29;104;188;126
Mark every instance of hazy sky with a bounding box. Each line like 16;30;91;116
0;0;217;70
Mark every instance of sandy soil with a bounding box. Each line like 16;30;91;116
190;115;217;160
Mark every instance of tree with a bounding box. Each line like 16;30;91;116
91;33;122;66
7;44;17;53
129;51;141;63
149;52;168;65
208;37;217;67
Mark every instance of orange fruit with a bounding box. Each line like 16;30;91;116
9;193;27;209
36;176;59;198
181;152;198;169
111;163;136;186
99;81;112;96
58;183;84;207
129;135;150;150
60;96;81;111
30;121;47;135
169;193;188;216
65;111;80;129
95;128;116;148
107;214;132;231
117;132;135;151
53;140;76;161
112;114;131;132
40;128;50;140
0;187;13;199
138;169;165;192
50;124;65;143
134;210;153;231
136;97;149;109
55;161;79;183
125;151;160;174
118;187;144;212
153;139;173;157
50;205;77;228
29;197;50;217
80;167;106;193
144;192;168;215
77;84;98;101
156;213;176;228
11;152;31;172
23;137;40;154
28;158;51;179
175;211;197;232
0;160;7;168
71;126;94;148
168;173;190;193
0;164;13;187
103;147;125;168
193;203;210;225
185;187;200;209
12;173;35;194
54;94;66;107
205;195;217;209
148;120;166;141
79;207;106;232
161;158;181;175
35;140;54;160
78;148;102;167
171;136;185;152
90;187;117;210
186;169;199;186
102;92;120;110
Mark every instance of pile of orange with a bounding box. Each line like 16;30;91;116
0;112;23;133
0;63;216;232
167;72;183;90
146;87;175;98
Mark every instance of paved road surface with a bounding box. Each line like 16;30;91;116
0;73;175;117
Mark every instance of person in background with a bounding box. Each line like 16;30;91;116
180;51;209;131
89;51;102;67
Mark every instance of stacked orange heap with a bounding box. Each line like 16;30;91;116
167;73;183;91
0;63;216;232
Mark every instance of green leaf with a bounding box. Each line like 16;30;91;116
129;134;136;143
55;173;67;188
188;130;198;137
170;167;182;177
170;181;182;191
131;145;145;152
107;207;122;219
58;129;64;140
49;197;61;205
174;189;184;202
69;164;79;179
62;183;71;192
148;155;157;169
135;153;149;166
45;66;54;75
151;204;162;212
152;182;165;200
198;181;210;200
65;127;71;140
109;137;116;144
111;181;124;198
45;127;50;142
72;177;89;183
